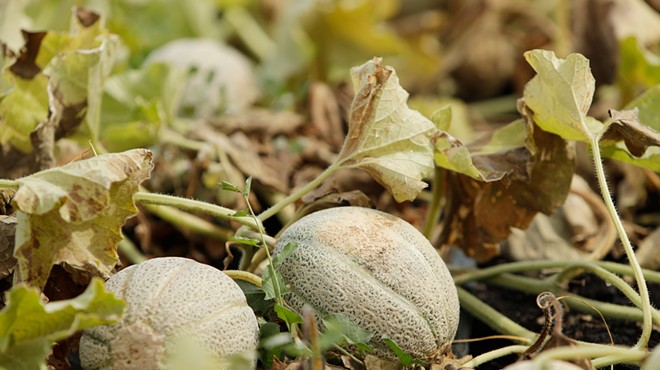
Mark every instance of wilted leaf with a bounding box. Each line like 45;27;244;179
11;149;153;288
0;278;124;370
604;108;660;157
0;216;16;279
0;8;120;154
335;58;437;202
598;86;660;171
523;50;598;141
440;104;575;262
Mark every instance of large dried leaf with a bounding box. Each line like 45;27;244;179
335;58;437;202
0;278;124;370
11;149;153;288
523;50;599;141
605;108;660;157
440;105;575;262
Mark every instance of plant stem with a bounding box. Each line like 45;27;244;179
117;238;147;264
589;135;652;349
452;260;660;285
459;345;528;368
133;191;261;230
258;162;340;222
456;287;537;341
489;274;660;325
533;343;646;367
224;270;262;287
0;179;19;190
223;6;276;61
422;167;444;240
141;203;232;241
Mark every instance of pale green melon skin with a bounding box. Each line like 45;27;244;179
275;206;460;361
79;257;259;370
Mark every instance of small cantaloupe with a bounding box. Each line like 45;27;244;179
274;206;460;361
79;257;259;370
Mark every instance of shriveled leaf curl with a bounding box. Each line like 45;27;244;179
11;149;153;288
336;57;437;202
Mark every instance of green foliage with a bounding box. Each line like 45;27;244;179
100;63;185;151
11;149;153;288
617;36;660;101
0;278;124;370
381;336;427;367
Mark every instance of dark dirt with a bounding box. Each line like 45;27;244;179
465;272;660;369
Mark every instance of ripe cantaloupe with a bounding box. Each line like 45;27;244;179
79;257;259;370
274;206;460;361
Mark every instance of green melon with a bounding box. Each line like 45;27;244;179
274;206;460;361
79;257;259;370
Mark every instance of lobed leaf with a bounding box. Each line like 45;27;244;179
336;57;437;202
11;149;153;288
0;278;124;370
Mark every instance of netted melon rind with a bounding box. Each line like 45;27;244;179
79;257;259;370
275;206;460;361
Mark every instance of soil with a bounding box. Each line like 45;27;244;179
464;272;660;369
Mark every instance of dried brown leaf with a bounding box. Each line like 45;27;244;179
604;108;660;157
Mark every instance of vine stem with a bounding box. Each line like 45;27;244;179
459;345;529;368
257;162;340;222
456;287;537;341
133;191;261;230
589;134;652;349
0;179;19;190
224;270;262;287
422;167;444;240
533;343;646;367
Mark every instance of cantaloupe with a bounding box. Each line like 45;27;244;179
274;206;460;361
79;257;259;370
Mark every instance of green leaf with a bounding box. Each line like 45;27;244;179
617;36;660;101
271;242;298;268
11;149;154;288
321;314;373;352
219;180;241;193
100;63;186;152
261;267;288;301
274;304;302;327
335;57;437;202
523;50;598;141
228;236;260;247
242;176;252;198
381;336;427;367
235;280;272;314
0;278;124;370
258;321;282;368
